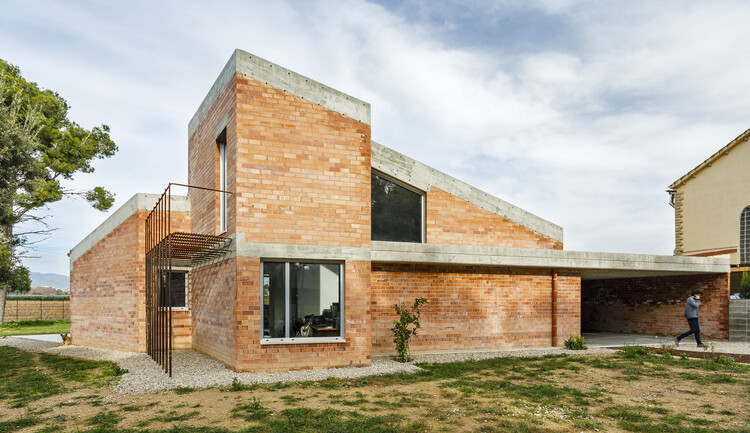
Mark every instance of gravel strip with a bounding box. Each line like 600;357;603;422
3;335;748;395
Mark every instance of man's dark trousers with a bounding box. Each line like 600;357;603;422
677;318;701;345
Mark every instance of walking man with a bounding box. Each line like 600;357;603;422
675;290;704;347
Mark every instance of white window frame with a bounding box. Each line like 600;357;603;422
260;261;345;344
158;269;189;311
371;170;425;243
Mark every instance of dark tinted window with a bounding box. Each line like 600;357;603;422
159;271;187;309
371;173;423;242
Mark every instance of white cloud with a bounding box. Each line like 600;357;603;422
3;0;750;275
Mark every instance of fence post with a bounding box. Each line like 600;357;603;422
40;298;42;320
16;298;19;321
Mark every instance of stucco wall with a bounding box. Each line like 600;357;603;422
674;139;750;262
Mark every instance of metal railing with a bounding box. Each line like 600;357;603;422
145;183;231;376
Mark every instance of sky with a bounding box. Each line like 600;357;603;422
2;0;749;276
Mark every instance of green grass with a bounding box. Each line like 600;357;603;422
0;346;124;407
0;319;70;336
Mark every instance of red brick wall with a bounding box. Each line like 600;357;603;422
425;187;562;249
71;212;143;352
188;76;236;237
71;208;191;353
229;258;371;372
191;258;237;367
371;263;581;354
581;273;729;339
233;75;371;247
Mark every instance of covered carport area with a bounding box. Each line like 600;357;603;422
577;253;730;339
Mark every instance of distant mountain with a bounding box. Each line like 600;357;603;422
29;272;70;290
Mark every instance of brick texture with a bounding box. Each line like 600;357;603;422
232;75;371;247
230;258;372;372
581;273;729;339
426;187;562;249
70;209;190;352
371;263;580;354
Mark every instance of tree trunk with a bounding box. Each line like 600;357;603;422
1;224;13;325
0;286;7;324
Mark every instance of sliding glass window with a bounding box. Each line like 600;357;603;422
262;262;343;341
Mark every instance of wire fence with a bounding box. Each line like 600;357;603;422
4;296;70;322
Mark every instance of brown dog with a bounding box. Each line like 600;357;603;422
60;334;72;346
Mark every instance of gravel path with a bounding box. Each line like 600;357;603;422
2;335;748;395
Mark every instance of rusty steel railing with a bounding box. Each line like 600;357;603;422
145;183;231;376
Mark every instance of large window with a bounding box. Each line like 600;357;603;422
262;262;343;341
159;271;188;310
371;172;424;242
741;206;750;265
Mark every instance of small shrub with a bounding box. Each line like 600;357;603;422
620;345;651;358
391;297;428;362
713;355;734;365
680;352;690;360
564;334;587;351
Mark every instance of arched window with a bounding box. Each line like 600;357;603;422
741;206;750;264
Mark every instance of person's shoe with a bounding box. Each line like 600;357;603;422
674;338;680;347
697;343;705;348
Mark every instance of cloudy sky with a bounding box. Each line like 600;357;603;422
2;0;749;276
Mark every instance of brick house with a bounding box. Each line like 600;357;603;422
70;50;730;374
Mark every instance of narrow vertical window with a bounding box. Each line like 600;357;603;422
741;206;750;265
217;135;227;233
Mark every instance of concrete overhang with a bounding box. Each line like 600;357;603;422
189;49;371;138
372;142;564;243
371;241;730;280
69;193;190;264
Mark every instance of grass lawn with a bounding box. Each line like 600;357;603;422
1;345;750;432
0;319;70;337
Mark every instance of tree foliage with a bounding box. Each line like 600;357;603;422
740;271;750;300
0;59;117;320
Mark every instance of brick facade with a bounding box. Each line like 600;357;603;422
371;263;580;353
232;75;371;248
581;274;729;339
71;209;190;352
426;187;562;249
69;51;730;374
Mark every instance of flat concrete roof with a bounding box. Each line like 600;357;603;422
69;193;189;264
189;49;371;137
371;241;729;280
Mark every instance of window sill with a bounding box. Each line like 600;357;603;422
158;307;189;312
261;337;345;345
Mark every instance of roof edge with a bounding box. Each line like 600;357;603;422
669;128;750;189
188;49;371;138
69;193;190;265
371;141;564;243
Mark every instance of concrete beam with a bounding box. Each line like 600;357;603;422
233;232;371;262
69;193;190;264
371;241;729;279
371;142;564;243
189;49;371;137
